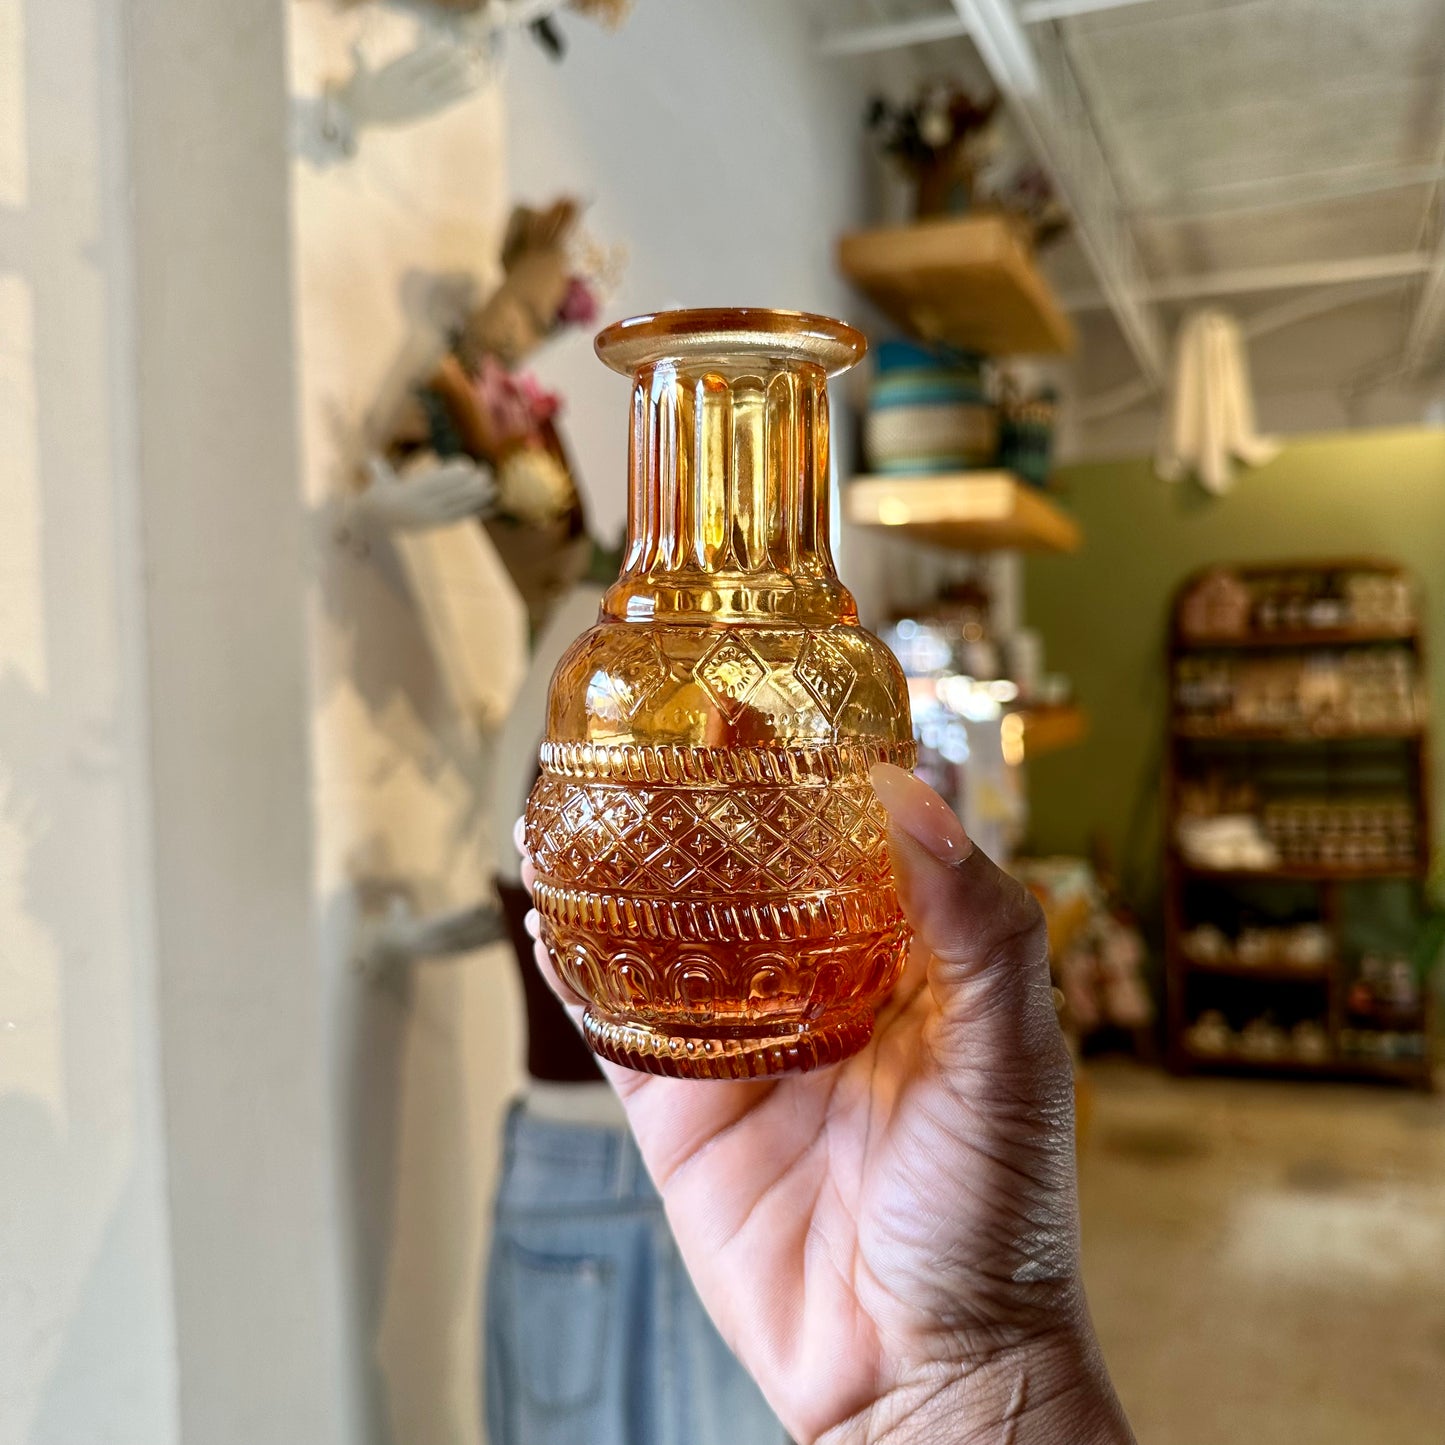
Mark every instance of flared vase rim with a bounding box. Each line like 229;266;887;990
594;307;866;379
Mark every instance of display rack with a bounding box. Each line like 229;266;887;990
1163;559;1435;1089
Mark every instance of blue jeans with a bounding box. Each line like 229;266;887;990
484;1102;788;1445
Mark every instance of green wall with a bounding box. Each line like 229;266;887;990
1023;428;1445;916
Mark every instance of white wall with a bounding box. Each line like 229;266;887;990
4;0;360;1441
505;0;873;545
2;4;879;1442
0;2;178;1440
128;0;357;1438
287;10;527;1445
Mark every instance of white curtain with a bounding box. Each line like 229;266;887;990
1155;308;1279;494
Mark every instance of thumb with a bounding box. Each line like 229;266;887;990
870;764;1064;1078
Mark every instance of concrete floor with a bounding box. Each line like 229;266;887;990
1078;1062;1445;1445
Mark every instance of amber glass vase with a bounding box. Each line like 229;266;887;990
525;309;915;1079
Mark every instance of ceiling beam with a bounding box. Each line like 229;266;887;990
1402;248;1445;373
951;0;1166;384
1018;0;1158;20
819;13;968;58
1060;251;1431;311
1132;163;1445;223
818;0;1157;58
1400;131;1445;373
1077;277;1411;424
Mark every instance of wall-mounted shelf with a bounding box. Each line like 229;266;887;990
1002;705;1088;764
1182;958;1333;983
1173;720;1424;742
845;472;1081;554
1177;860;1426;883
1180;625;1419;650
1180;1044;1429;1086
837;214;1076;356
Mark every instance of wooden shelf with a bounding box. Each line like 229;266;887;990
1179;624;1418;649
1002;705;1087;763
845;472;1081;553
838;214;1076;356
1181;958;1333;983
1177;860;1426;882
1173;719;1423;742
1179;1045;1431;1087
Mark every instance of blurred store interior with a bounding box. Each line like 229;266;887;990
3;1;1445;1442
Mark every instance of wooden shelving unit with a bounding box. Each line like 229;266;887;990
1164;559;1435;1090
838;214;1076;356
845;472;1081;554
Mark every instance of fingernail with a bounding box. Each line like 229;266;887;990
869;763;973;864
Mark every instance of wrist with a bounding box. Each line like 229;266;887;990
819;1328;1133;1445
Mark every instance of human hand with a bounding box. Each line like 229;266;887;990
354;453;496;533
517;764;1134;1445
354;894;507;987
334;37;485;144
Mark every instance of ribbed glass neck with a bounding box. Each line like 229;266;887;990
602;358;852;624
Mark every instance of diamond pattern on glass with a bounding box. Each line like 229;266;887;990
819;840;865;882
650;848;697;888
821;792;863;834
598;792;645;837
623;821;668;864
796;635;858;720
528;772;895;899
705;794;752;834
734;820;785;865
706;852;751;889
774;845;823;889
763;792;813;835
652;797;693;839
695;635;767;722
793;818;836;856
589;843;640;889
560;789;596;835
596;634;671;720
677;824;728;870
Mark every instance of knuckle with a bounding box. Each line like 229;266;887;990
984;881;1049;971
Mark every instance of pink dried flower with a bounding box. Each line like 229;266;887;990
473;355;563;447
557;277;600;327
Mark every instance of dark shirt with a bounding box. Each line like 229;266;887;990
495;874;602;1083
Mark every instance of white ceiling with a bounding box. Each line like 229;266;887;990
806;0;1445;421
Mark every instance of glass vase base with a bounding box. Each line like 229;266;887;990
581;1010;875;1081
